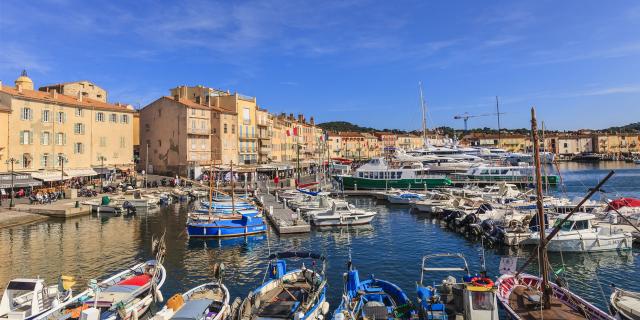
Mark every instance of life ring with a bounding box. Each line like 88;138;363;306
471;277;494;288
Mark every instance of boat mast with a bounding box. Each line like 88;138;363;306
230;161;236;213
496;96;502;148
208;160;213;220
419;81;428;147
530;107;551;309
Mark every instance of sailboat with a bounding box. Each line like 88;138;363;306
495;108;614;320
186;161;267;238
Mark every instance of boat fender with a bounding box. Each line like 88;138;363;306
321;301;330;316
155;288;164;303
294;311;305;320
471;277;494;288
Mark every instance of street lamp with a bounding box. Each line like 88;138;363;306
5;157;21;208
97;156;107;188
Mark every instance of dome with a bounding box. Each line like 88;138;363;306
15;70;34;90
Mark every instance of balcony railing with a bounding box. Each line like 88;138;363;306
187;128;210;135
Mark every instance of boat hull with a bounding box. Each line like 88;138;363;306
496;273;613;320
520;233;633;252
311;214;375;226
187;219;267;238
336;176;452;190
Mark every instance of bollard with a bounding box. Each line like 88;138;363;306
260;196;264;205
424;183;427;192
75;201;79;208
283;198;287;209
275;192;279;202
354;183;358;191
269;205;273;215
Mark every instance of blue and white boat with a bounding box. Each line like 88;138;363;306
186;213;267;238
416;253;497;320
333;262;413;320
237;252;329;320
386;190;426;205
200;200;254;210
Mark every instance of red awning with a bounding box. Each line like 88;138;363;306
607;197;640;211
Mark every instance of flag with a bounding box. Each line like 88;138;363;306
293;127;298;136
286;129;291;136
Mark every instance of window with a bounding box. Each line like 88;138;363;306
57;112;66;123
74;123;85;134
41;153;50;167
74;142;84;154
191;140;196;150
200;109;204;116
563;143;568;148
554;219;573;231
243;108;250;124
224;123;228;134
201;121;205;130
121;115;129;123
192;120;196;130
41;132;50;145
96;112;105;122
191;108;195;116
471;291;494;311
120;137;125;148
56;132;66;145
22;153;32;169
20;130;33;144
213;128;217;134
42;110;51;122
109;113;117;123
75;108;83;117
232;124;235;134
21;107;32;120
100;137;107;147
574;220;589;230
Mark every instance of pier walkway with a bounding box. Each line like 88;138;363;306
255;186;310;235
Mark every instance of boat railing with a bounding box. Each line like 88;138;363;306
419;253;470;286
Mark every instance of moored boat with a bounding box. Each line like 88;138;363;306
609;286;640;320
0;276;75;320
236;252;329;320
307;201;377;227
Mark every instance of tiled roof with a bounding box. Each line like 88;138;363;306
162;96;237;114
0;86;134;113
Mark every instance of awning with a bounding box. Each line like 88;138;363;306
94;167;116;175
30;170;67;182
65;168;98;178
0;173;43;188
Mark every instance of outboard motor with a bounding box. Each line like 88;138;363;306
123;201;137;216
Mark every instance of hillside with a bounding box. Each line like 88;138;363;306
317;121;408;134
605;122;640;132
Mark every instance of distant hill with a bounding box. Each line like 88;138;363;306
605;122;640;133
317;121;408;134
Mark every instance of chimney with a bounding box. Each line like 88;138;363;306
310;116;315;125
298;114;303;123
50;88;58;99
179;86;187;100
77;91;83;102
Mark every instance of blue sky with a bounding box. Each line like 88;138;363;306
1;0;639;131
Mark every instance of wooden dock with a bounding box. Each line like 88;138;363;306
256;189;310;234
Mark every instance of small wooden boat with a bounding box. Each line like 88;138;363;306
153;264;230;320
0;276;75;320
236;252;329;320
333;261;413;320
610;287;640;320
35;260;166;320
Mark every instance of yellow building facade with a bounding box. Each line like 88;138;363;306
0;73;134;176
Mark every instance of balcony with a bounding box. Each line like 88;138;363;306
239;133;258;140
187;128;210;135
259;146;271;154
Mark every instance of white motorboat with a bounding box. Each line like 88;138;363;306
520;213;634;252
412;192;455;213
288;193;336;213
82;198;123;214
307;201;377;226
0;277;75;320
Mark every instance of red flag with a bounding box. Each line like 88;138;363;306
293;127;298;136
286;129;291;136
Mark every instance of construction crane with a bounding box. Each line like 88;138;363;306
454;96;506;133
454;112;500;131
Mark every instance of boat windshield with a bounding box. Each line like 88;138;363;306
471;291;494;310
553;219;573;231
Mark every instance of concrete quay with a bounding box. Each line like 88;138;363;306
0;209;49;229
12;197;93;218
256;189;310;234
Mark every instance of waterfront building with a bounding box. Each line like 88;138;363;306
39;80;108;103
139;96;213;177
256;108;272;164
374;132;398;155
397;134;423;150
361;133;381;159
548;133;594;156
0;71;134;179
463;133;531;152
592;133;640;156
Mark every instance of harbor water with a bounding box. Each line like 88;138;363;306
1;162;639;315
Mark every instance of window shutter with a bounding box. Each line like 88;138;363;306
29;131;33;144
41;155;45;167
20;131;24;144
63;133;66;145
41;133;44;145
